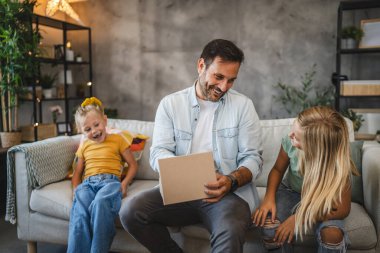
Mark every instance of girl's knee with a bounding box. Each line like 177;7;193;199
320;226;344;245
261;217;281;250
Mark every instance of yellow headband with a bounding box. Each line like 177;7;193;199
81;97;102;108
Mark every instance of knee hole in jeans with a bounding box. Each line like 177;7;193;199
261;217;281;250
320;226;344;245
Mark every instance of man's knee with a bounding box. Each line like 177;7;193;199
211;216;250;248
320;226;344;245
119;197;142;230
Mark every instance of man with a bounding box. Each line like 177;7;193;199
120;39;263;253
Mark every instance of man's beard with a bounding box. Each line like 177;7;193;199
198;78;224;102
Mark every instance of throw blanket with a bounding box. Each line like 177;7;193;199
6;136;78;224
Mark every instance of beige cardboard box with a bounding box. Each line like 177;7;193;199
340;80;380;96
158;152;216;205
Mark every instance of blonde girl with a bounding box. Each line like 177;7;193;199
67;97;138;253
253;106;359;253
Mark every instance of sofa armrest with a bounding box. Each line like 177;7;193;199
361;142;380;250
6;136;80;225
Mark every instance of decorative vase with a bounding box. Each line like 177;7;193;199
0;131;22;148
43;88;54;99
342;38;357;49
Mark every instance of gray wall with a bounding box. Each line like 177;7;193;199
80;0;340;120
22;0;378;126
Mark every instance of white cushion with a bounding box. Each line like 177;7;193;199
30;179;158;220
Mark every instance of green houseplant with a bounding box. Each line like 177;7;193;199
341;109;364;132
40;73;56;98
274;64;335;117
0;0;39;147
40;74;56;90
341;26;364;49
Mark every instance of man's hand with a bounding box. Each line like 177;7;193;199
203;167;253;203
203;172;231;203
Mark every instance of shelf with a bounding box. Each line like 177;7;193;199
339;95;380;98
339;48;380;54
334;1;380;111
340;1;380;11
33;14;89;30
36;57;90;65
21;97;88;102
27;14;92;141
350;108;380;113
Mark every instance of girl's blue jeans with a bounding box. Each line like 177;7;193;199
67;174;122;253
262;183;349;253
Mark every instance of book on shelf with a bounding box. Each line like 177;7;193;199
340;80;380;96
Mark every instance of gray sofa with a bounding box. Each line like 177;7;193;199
7;118;380;253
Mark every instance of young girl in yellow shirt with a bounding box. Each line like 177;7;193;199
67;97;138;253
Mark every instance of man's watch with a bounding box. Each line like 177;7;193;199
226;174;239;192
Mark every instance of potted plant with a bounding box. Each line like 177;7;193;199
75;53;82;62
0;0;39;147
341;109;365;132
40;73;56;99
341;26;364;49
273;64;335;117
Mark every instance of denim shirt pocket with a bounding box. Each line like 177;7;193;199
174;129;192;155
217;127;239;160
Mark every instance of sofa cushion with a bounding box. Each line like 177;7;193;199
108;119;159;180
350;141;364;204
30;180;73;220
30;179;158;220
257;119;294;187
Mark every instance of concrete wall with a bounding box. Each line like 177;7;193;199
22;0;379;126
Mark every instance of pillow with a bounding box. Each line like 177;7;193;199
121;133;149;180
350;141;364;204
66;130;149;180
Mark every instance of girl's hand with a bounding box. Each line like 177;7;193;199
252;198;276;226
120;182;128;198
274;215;295;245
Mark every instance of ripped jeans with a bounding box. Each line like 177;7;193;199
261;183;349;253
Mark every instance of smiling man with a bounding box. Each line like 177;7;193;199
120;39;263;253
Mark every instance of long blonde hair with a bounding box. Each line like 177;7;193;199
294;106;358;238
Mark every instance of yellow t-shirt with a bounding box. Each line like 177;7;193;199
76;133;132;179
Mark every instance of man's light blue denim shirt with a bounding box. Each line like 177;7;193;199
150;84;263;212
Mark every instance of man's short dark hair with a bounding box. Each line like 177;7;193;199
200;39;244;68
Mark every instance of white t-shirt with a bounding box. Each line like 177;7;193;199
191;98;219;154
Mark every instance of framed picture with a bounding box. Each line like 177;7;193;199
54;44;64;60
57;122;71;135
359;19;380;48
39;44;55;58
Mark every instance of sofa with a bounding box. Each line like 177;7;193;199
6;118;380;253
